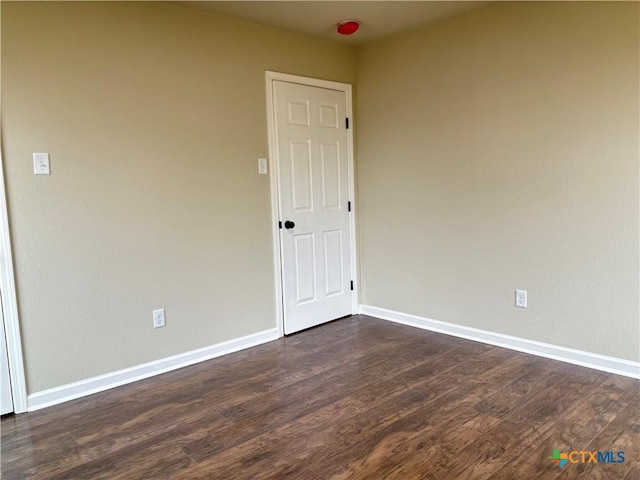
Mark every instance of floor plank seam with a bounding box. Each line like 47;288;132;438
180;447;199;466
65;430;80;446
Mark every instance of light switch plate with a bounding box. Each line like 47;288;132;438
258;157;268;175
33;153;50;175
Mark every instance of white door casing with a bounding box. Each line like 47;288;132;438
0;139;28;413
1;296;13;415
267;73;357;335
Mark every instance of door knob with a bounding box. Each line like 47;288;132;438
284;220;295;229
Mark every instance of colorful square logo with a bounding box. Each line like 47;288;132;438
550;449;569;468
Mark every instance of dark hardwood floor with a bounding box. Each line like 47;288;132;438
2;315;638;479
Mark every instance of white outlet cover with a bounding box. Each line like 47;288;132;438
153;308;166;328
515;290;527;308
33;153;50;175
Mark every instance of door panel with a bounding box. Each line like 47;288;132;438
290;140;313;212
294;233;316;304
323;229;344;296
320;142;341;208
274;80;352;334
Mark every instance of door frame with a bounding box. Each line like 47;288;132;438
0;147;28;413
265;71;358;337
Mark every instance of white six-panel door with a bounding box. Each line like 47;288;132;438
273;80;353;334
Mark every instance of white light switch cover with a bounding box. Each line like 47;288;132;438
33;153;50;175
258;158;268;175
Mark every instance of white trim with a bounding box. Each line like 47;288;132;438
27;328;279;411
265;72;285;338
265;71;359;338
266;71;355;95
360;305;640;380
0;147;28;413
344;83;359;314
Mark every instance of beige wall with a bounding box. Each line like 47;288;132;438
2;0;638;397
356;2;639;361
1;1;355;392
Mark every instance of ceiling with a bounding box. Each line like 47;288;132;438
183;1;488;46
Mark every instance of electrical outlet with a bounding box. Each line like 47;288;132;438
152;308;166;328
515;290;527;308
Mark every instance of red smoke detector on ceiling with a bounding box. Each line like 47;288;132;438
337;20;360;36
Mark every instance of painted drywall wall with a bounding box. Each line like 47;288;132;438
356;2;639;361
1;1;355;393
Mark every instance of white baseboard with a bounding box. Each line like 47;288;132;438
360;305;640;380
28;328;280;412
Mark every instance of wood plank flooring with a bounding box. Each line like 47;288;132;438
2;315;638;479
